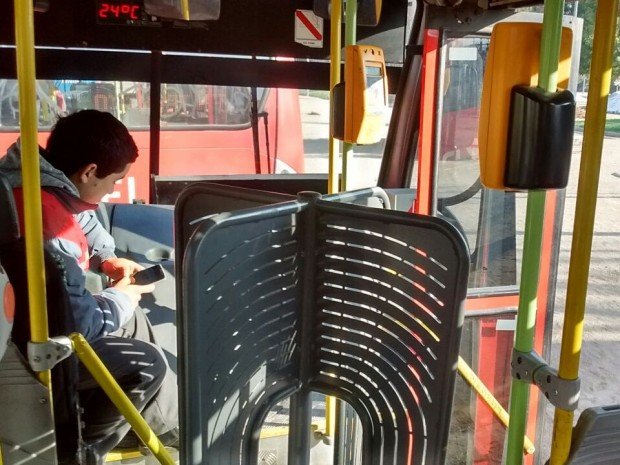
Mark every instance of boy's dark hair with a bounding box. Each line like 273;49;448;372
45;110;138;178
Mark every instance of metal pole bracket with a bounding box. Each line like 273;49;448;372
28;336;73;372
511;349;581;411
533;363;581;411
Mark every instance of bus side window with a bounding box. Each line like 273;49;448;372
92;83;117;115
0;80;20;127
69;83;93;112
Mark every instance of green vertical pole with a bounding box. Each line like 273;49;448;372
342;0;357;191
504;2;565;464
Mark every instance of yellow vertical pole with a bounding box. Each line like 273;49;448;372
180;0;190;20
14;0;51;387
325;0;343;435
328;0;342;194
549;1;619;463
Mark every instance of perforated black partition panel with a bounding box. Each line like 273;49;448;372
174;183;292;270
180;193;468;465
181;201;304;465
312;201;468;465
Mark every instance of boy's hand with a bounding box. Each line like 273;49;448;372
112;277;155;307
101;258;144;281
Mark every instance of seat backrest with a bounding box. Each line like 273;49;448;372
174;182;292;271
180;192;469;465
0;172;79;464
0;172;57;464
0;175;18;362
0;341;58;465
0;269;12;363
567;405;620;465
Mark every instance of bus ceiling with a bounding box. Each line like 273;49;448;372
424;0;544;9
0;0;411;90
0;1;545;90
421;0;548;31
422;2;539;34
0;1;407;62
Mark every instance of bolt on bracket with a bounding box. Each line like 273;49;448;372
28;336;73;372
511;349;580;411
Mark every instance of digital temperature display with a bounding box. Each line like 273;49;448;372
97;1;142;24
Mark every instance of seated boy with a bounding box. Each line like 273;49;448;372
0;110;178;464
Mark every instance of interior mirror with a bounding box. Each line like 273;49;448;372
144;0;220;20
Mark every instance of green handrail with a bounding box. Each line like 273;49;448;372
504;1;565;464
341;0;357;190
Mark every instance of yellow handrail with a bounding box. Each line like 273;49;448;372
549;1;619;463
70;333;175;465
328;0;342;195
457;357;535;455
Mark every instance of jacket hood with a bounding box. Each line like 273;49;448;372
0;140;80;197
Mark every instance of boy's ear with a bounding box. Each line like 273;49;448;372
75;163;98;184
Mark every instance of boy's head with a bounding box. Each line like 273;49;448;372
45;109;138;203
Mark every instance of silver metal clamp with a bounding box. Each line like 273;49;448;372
511;349;580;411
28;336;73;372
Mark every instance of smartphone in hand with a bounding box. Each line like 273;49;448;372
132;264;166;285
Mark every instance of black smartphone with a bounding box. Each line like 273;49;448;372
132;264;166;285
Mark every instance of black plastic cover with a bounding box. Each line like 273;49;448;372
505;86;575;190
332;82;345;140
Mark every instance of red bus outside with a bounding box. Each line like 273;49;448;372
0;79;304;203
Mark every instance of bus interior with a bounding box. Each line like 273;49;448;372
0;1;618;465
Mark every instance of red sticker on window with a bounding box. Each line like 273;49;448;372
3;283;15;323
